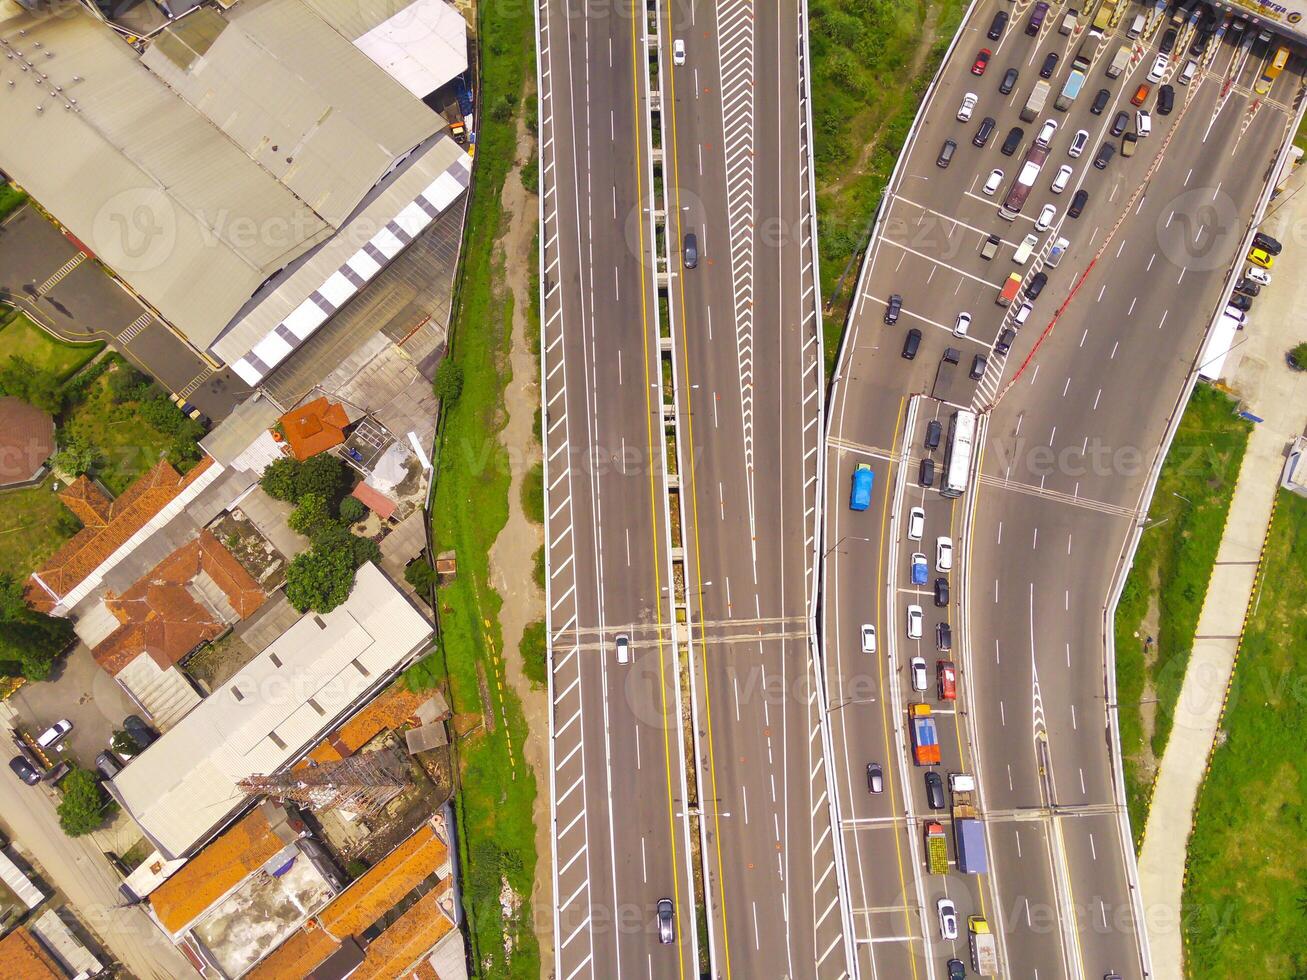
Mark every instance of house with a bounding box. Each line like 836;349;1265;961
0;396;54;487
107;563;433;859
278;398;351;461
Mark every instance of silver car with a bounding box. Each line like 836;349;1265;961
657;898;675;944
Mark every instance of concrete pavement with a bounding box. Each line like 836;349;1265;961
1138;165;1307;980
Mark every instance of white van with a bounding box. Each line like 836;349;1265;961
1137;110;1152;137
1127;12;1145;38
1013;233;1039;265
1179;58;1198;85
1013;302;1034;327
1046;237;1070;268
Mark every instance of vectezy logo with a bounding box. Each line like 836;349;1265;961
1155;186;1240;272
92;187;177;273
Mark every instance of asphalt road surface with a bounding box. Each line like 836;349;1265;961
663;0;852;976
823;1;1303;978
539;1;698;977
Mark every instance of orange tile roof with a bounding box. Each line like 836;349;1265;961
0;397;54;487
320;824;449;939
29;457;215;602
246;921;340;980
351;482;397;520
350;878;455;980
279;397;350;461
303;687;427;766
92;530;266;676
149;807;284;935
0;927;65;979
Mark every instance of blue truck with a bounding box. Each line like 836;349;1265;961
850;463;874;511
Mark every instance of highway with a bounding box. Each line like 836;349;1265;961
822;1;1304;978
538;0;698;976
661;0;853;976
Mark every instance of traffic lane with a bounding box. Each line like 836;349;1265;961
1062;811;1146;980
986;816;1073;980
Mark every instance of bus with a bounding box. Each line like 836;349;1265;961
998;143;1048;221
942;409;977;498
1256;45;1290;93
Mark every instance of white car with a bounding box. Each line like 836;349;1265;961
1224;306;1247;324
1035;118;1058;147
673;39;686;65
1136;109;1152;137
1035;203;1057;232
936;536;954;572
36;719;73;749
982;168;1004;195
953;312;972;338
1147;53;1168;83
1014;301;1034;326
615;633;631;665
1245;266;1272;286
908;506;926;540
1068;128;1089;158
910;656;928;691
937;898;960;940
958;92;979;122
861;624;877;653
906;604;924;639
1051;164;1073;194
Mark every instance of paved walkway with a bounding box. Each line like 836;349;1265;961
1139;170;1307;977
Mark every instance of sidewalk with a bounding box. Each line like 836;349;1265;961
1138;171;1307;977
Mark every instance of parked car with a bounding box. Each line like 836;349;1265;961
123;714;157;749
1253;231;1283;255
972;48;992;75
885;293;903;324
36;719;73;749
95;751;123;781
8;756;41;786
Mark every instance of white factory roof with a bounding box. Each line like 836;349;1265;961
109;563;432;858
351;0;469;98
0;0;446;352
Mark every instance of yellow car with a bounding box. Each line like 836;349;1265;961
1248;247;1274;269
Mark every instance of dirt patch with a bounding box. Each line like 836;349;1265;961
208;511;287;590
485;97;551;977
183;630;257;693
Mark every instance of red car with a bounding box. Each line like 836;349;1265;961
937;660;957;701
971;48;992;75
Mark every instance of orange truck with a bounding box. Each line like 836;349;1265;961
997;272;1023;307
909;703;941;766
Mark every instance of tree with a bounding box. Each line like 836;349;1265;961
0;574;74;680
434;360;465;405
405;557;437;594
338;495;366;524
1289;343;1307;371
0;356;63;414
111;730;141;757
285;547;356;613
288;492;334;537
52;434;96;478
260;456;301;502
58;768;116;837
295;453;347;501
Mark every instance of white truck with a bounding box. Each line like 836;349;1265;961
1107;43;1133;79
969;916;1000;975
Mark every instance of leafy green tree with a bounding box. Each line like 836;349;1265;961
295;453;347;501
1289;343;1307;371
434;360;465;404
260;456;300;502
288;492;334;537
0;575;74;680
338;495;366;524
58;767;116;837
111;730;141;757
0;356;64;413
285;547;356;613
405;557;437;594
52;434;96;477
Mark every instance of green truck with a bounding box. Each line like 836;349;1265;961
924;820;948;875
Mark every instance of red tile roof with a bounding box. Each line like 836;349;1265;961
350;482;397;521
92;530;266;676
279;397;350;461
0;397;54;487
0;927;65;979
28;457;214;605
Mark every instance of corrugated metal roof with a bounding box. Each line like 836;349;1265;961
351;0;469;98
110;563;431;858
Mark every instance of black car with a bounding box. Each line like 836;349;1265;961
1000;126;1024;156
987;9;1008;39
683;232;698;269
1090;87;1111;114
866;762;884;794
934;577;950;607
1093;141;1116;169
8;756;40;786
885;293;903;324
995;327;1016;355
902;328;922;360
1110;110;1129;136
1228;292;1253;311
919;457;936;487
924;419;942;451
935;622;952;652
1039;51;1059;78
123;714;157;749
969;354;987;380
1160;27;1177;53
1190;31;1209;56
947;960;967;980
1235;278;1261;297
1157;84;1175;115
95;751;123;781
973;116;997;147
1025;271;1048;300
924;771;946;810
1253;231;1283;255
1068;188;1089;218
937;138;957;168
999;67;1019;95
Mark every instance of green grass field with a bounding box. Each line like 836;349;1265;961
812;0;968;374
61;374;179;496
414;1;541;974
0;186;26;223
1182;490;1307;975
0;311;103;382
0;478;78;579
1113;384;1251;842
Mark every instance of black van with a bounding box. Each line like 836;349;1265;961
1068;188;1089;218
988;9;1008;39
969;354;987;381
884;293;903;324
937;138;957;168
1157;84;1175;115
919;457;936;487
1091;88;1111;114
973;116;997;147
902;328;922;360
995;327;1016;355
1000;126;1024;156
